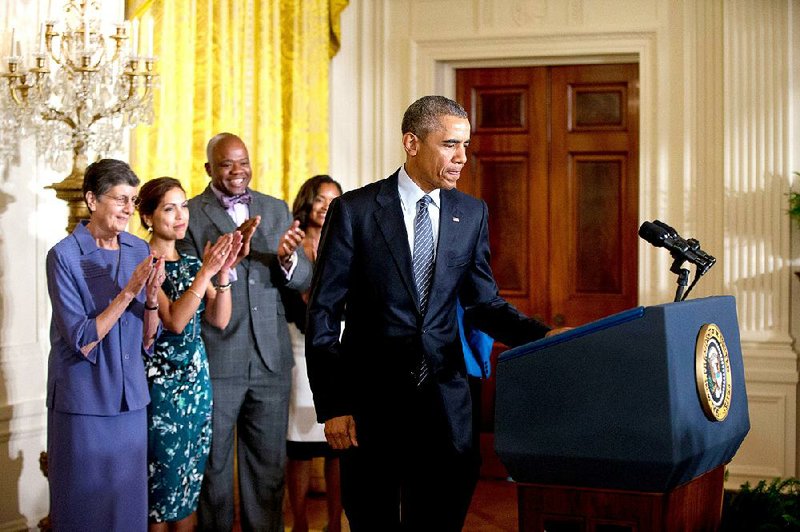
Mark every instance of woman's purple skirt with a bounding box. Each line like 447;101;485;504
48;408;147;531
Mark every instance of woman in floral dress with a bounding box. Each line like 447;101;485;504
137;177;243;531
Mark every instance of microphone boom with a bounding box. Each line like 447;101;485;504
638;219;716;301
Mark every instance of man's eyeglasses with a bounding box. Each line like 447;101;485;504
101;194;140;207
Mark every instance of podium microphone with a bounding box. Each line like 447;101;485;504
638;220;716;301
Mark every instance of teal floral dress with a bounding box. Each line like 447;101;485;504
145;254;212;522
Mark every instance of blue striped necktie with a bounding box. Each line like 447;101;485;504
412;195;434;385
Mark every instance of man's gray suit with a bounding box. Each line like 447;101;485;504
178;185;312;531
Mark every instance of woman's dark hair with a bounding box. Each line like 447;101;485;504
137;177;185;229
291;174;342;230
82;159;140;207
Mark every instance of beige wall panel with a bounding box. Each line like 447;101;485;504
582;0;660;27
408;0;476;39
474;0;660;32
729;385;791;484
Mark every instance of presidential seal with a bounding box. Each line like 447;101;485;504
695;323;732;421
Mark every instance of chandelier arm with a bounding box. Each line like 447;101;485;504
88;106;124;127
45;30;63;67
8;83;29;107
88;41;107;71
109;35;126;62
2;72;26;107
40;108;77;130
85;75;142;126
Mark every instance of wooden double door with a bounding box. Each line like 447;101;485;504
457;63;639;329
456;63;640;471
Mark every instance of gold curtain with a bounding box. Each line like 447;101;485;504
128;0;347;218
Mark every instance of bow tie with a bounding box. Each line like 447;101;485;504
220;191;252;209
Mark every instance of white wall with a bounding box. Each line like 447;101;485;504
0;1;126;529
329;0;800;490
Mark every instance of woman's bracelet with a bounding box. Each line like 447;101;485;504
144;302;159;311
215;281;232;293
186;289;204;301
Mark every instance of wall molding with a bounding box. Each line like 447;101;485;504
0;518;29;532
0;342;47;365
727;387;794;487
409;31;668;304
0;399;46;444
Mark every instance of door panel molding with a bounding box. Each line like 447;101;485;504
459;64;639;327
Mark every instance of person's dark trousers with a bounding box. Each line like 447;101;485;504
468;375;484;453
197;357;291;532
340;378;481;531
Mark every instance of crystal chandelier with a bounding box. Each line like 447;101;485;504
0;0;157;232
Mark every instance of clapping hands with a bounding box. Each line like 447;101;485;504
126;253;165;307
278;220;305;268
227;216;261;268
201;232;243;276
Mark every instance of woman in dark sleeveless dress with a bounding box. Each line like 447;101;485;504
285;174;344;532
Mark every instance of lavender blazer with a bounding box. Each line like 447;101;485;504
46;221;154;415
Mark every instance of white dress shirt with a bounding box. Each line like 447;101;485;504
210;184;296;279
398;166;440;259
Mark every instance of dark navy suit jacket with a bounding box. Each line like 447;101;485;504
306;171;549;452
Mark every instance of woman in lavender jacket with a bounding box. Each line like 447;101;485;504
45;159;164;531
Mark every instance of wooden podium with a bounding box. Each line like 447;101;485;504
495;297;749;532
518;465;724;531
